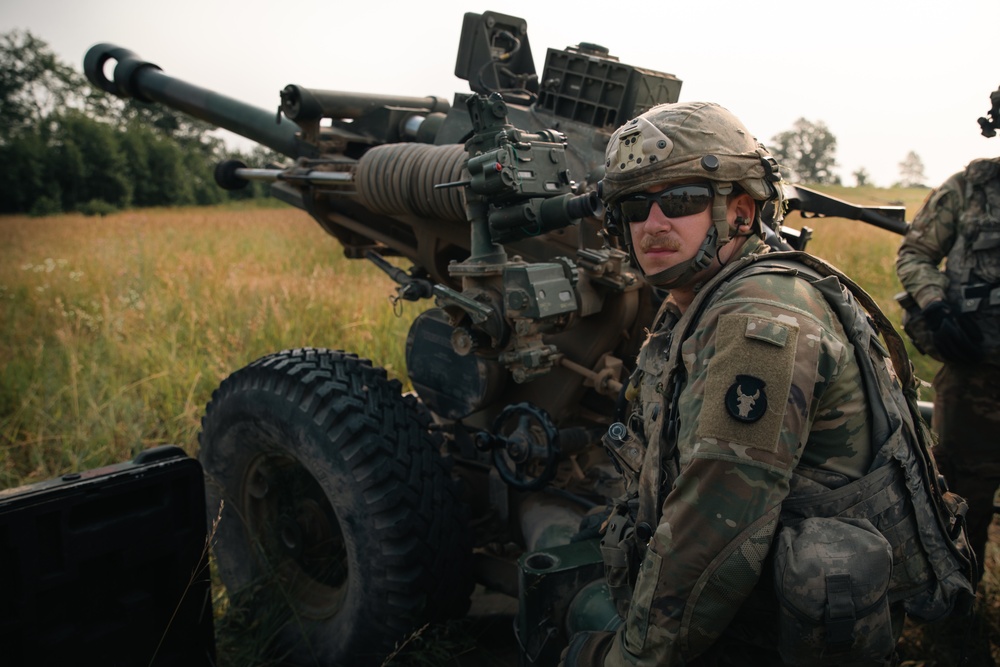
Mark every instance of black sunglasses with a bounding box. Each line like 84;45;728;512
616;183;714;223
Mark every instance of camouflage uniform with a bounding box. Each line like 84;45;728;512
563;102;974;667
602;234;894;666
896;157;1000;578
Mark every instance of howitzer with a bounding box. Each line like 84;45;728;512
84;11;913;666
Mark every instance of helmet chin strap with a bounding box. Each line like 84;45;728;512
709;182;735;248
634;183;734;290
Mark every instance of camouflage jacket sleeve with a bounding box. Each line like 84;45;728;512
896;172;966;308
604;267;867;667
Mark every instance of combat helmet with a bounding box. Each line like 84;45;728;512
601;101;785;288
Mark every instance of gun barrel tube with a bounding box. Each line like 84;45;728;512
782;184;909;235
83;43;315;159
857;209;910;235
279;85;450;121
235;168;353;184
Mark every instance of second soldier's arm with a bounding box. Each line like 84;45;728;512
896;173;965;308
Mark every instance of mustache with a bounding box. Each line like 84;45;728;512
639;234;682;252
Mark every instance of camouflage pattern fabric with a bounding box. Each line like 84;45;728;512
896;157;1000;577
931;361;1000;579
896;157;1000;361
603;236;882;667
773;516;895;666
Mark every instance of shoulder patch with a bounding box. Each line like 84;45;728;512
725;374;768;422
698;312;800;452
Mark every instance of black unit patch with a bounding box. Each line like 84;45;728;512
725;374;768;423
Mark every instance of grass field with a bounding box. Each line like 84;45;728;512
1;189;996;665
0;202;422;487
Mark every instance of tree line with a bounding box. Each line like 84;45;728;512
0;30;278;216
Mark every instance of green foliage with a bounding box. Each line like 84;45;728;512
53;110;133;210
116;98;223;148
28;194;62;217
769;118;839;184
0;30;87;143
121;122;196;207
0;29;272;214
0;128;51;213
184;147;226;206
853;167;871;188
78;199;118;217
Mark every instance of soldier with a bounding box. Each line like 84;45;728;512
561;102;973;667
895;97;1000;582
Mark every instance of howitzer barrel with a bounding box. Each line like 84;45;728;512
782;184;909;235
280;85;449;122
83;44;316;159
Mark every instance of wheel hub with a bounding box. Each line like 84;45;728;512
242;455;349;618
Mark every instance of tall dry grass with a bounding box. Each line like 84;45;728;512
784;185;943;395
0;204;420;488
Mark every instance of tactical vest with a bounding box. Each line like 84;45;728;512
944;157;1000;361
603;249;976;657
743;255;975;617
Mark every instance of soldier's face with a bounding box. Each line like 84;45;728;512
626;180;714;276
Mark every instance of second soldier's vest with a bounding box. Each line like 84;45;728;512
945;157;1000;361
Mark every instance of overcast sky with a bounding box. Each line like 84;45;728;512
3;0;996;189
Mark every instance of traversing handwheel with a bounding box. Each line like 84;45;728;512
485;402;561;491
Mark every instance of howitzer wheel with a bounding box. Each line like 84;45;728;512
199;347;473;665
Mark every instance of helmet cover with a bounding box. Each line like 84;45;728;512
603;101;783;214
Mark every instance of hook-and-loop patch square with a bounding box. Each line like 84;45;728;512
698;313;799;452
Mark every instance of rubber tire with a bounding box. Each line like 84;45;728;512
199;348;473;665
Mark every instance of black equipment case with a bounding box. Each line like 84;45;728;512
0;445;216;666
